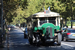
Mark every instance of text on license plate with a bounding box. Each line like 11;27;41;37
73;34;75;36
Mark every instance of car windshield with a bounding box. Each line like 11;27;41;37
68;30;75;33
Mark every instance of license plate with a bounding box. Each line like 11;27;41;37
47;39;53;41
73;34;75;36
50;39;53;41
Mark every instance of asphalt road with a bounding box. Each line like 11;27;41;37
6;27;75;50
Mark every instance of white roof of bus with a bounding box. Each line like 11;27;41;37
33;11;60;17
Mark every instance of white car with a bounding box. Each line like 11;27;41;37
21;27;25;31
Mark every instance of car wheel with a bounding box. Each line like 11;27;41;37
62;37;64;41
24;33;27;38
64;37;68;42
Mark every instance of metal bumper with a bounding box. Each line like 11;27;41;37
66;38;75;40
44;36;56;42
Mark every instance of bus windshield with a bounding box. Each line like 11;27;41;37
39;17;56;25
48;17;56;25
39;18;47;25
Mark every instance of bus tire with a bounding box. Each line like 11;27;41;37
28;37;33;45
57;33;61;46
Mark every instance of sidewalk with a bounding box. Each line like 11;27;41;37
0;27;23;50
0;31;8;50
0;37;7;50
68;26;75;28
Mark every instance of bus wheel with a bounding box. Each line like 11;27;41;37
57;33;61;46
28;35;35;45
28;37;33;45
36;37;40;46
63;37;68;42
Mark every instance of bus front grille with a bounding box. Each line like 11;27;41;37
46;27;53;38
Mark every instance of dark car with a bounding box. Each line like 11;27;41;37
62;29;75;41
24;27;28;38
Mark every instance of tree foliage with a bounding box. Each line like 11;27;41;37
3;0;75;24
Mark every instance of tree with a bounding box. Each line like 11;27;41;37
3;0;75;25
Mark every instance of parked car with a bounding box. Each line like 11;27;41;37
7;25;15;28
24;27;28;38
62;29;75;41
61;28;66;32
61;27;71;32
21;27;25;31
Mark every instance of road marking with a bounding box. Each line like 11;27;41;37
61;43;75;47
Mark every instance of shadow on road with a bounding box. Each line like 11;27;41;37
9;43;75;50
7;28;75;50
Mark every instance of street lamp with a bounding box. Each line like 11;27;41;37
71;0;73;28
61;17;63;20
60;17;63;28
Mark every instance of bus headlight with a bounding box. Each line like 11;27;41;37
42;34;44;36
54;33;57;36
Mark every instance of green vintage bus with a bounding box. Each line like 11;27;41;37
26;11;62;46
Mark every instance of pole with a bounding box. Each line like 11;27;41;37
71;0;73;28
0;0;3;47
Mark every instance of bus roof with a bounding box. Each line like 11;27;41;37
32;11;60;18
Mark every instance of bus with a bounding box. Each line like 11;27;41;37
26;10;62;46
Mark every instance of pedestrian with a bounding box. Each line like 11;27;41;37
24;26;28;38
